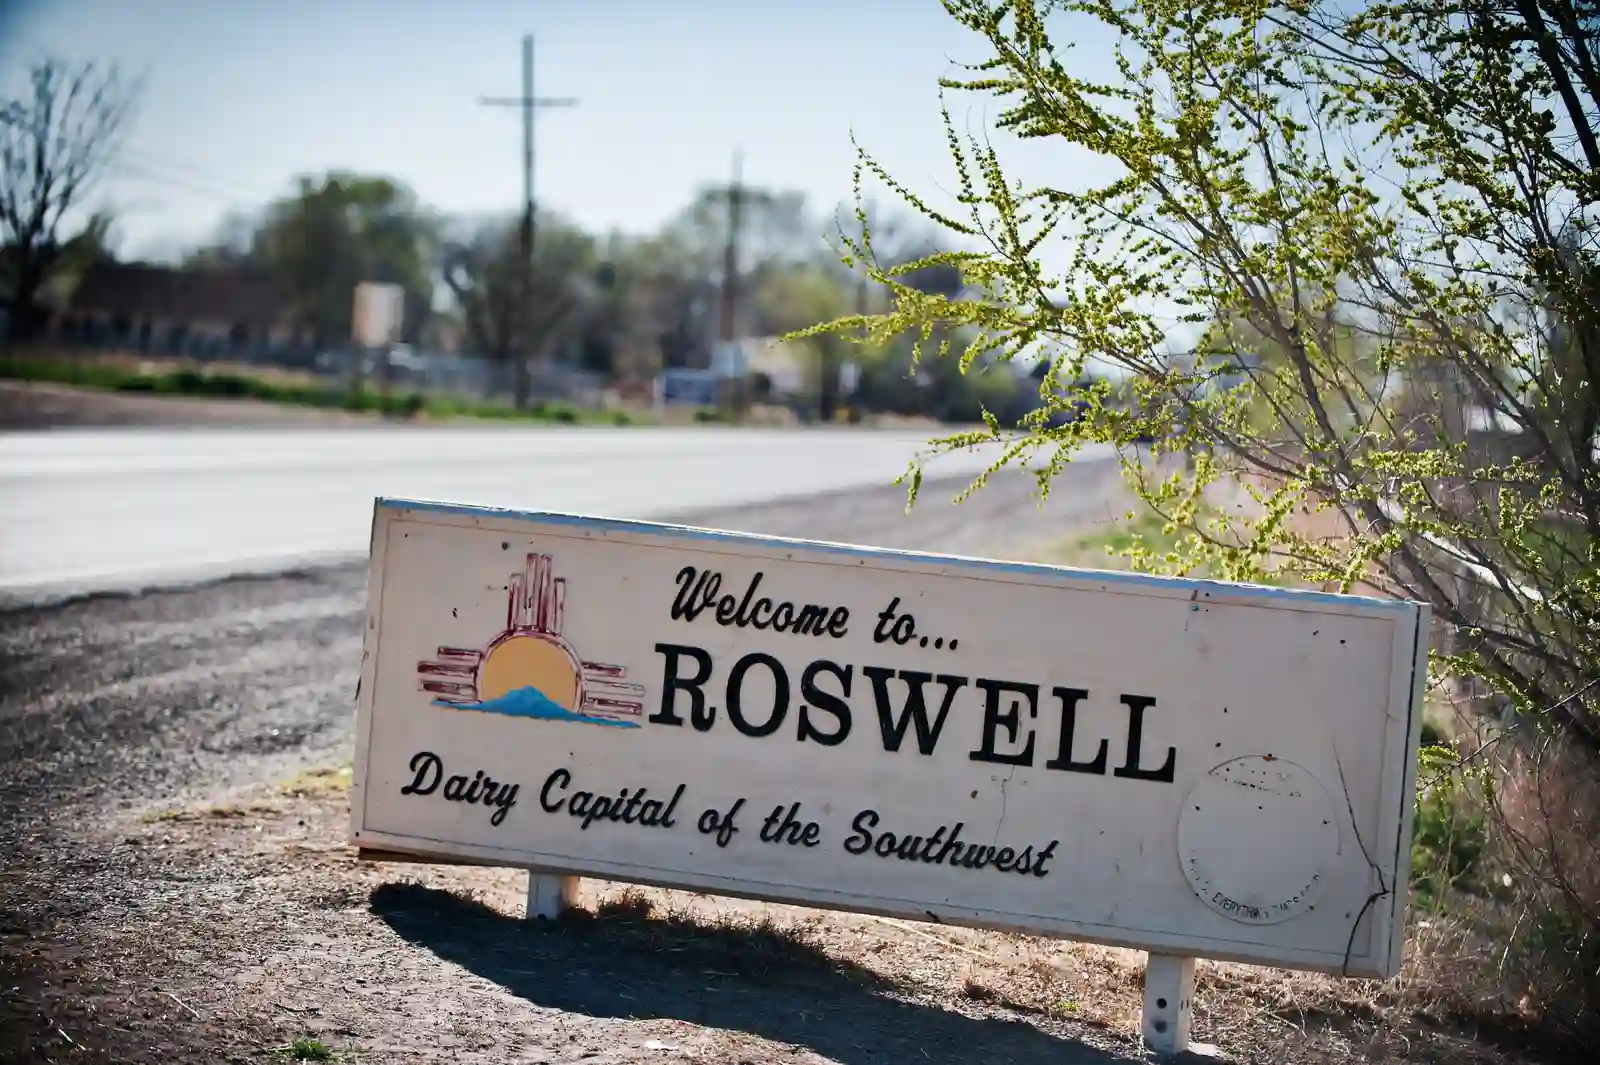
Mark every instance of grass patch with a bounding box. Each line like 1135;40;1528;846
271;1037;335;1062
140;801;278;824
280;763;353;799
578;897;827;974
373;882;846;988
1050;501;1292;587
594;886;654;919
0;355;646;425
960;975;998;1001
1072;508;1181;561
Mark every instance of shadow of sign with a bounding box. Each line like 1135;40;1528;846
368;883;1135;1065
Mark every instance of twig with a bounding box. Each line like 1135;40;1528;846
164;990;200;1020
1497;900;1532;980
860;913;1005;965
1417;674;1600;794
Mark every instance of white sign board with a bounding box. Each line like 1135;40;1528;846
710;340;749;379
838;360;860;395
352;281;405;348
351;499;1427;978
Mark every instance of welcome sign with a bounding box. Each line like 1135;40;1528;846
350;499;1428;978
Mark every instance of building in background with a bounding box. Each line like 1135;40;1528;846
57;262;306;363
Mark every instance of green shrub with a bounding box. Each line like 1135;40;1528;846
379;391;426;419
1409;745;1492;907
170;368;209;393
0;356;653;428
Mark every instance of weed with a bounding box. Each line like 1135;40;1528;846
272;1036;334;1061
280;764;353;799
1410;747;1491;911
141;801;277;823
961;976;997;1001
595;887;654;919
1074;509;1180;560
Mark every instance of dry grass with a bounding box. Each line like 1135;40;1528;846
139;800;280;823
575;883;1545;1060
573;878;1573;1061
33;348;330;389
279;763;353;799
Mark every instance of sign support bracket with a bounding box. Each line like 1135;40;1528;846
526;872;581;920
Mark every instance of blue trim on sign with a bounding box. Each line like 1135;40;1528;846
374;496;1418;614
433;691;642;729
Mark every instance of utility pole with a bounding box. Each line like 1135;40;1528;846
716;148;745;420
718;148;743;348
479;34;578;408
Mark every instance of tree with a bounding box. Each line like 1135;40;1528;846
182;210;260;270
807;199;980;420
253;173;437;357
669;183;818;277
0;58;138;337
825;0;1598;740
440;211;598;408
814;0;1600;1023
666;182;822;354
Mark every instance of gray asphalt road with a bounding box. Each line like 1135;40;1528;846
0;426;1079;601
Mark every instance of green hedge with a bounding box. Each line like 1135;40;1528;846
0;357;638;425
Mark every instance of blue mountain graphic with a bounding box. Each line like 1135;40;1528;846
433;685;641;728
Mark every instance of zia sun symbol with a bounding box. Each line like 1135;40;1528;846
416;552;645;729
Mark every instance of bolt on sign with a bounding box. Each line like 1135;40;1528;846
351;499;1429;978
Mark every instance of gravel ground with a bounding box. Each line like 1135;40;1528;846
2;462;1159;1065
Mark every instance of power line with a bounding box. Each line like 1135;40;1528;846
118;146;248;188
113;142;280;201
111;159;241;203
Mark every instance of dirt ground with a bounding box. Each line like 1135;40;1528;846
4;760;1545;1065
0;397;1562;1064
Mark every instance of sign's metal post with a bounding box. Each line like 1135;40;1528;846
1141;953;1196;1056
525;872;580;920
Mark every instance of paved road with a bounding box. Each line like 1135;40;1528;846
1;426;1088;600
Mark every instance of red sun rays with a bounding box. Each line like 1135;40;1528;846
415;552;646;718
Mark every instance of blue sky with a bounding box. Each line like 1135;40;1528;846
1;0;1118;263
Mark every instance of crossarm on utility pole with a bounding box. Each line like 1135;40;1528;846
476;33;579;408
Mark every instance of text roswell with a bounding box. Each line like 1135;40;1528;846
649;643;1178;782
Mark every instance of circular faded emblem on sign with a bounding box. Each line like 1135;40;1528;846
1178;756;1342;926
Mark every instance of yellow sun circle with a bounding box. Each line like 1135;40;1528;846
477;633;581;708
